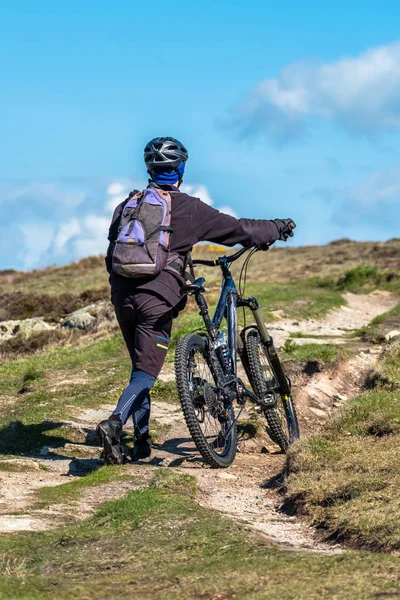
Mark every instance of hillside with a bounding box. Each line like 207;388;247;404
0;239;400;599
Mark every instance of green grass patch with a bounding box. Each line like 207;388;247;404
0;332;131;454
0;461;36;473
167;311;205;361
1;470;400;598
151;379;179;404
282;341;343;363
337;266;399;293
244;280;345;320
285;342;400;551
237;417;265;439
34;465;135;507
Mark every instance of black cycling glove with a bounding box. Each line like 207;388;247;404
273;218;296;242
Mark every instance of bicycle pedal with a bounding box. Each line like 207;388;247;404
259;392;277;408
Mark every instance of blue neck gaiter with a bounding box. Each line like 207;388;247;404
148;161;185;185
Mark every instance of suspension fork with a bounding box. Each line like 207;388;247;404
241;297;291;397
226;291;238;373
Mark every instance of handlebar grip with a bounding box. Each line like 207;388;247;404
192;259;217;267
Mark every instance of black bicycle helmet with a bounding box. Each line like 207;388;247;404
144;137;188;171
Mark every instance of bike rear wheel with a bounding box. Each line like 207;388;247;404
175;333;237;468
245;328;300;452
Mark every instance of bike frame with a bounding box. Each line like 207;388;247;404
191;251;279;402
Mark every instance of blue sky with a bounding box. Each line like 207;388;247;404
1;0;400;269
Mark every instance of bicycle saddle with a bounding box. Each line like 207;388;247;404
181;277;206;295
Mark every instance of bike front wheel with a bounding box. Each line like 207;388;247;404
245;329;300;452
175;333;237;468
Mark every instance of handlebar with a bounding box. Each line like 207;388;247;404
192;243;270;268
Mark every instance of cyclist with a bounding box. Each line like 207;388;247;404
97;136;296;464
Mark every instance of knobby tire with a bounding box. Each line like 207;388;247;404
175;333;237;468
245;329;300;452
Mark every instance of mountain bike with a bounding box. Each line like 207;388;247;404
175;245;300;468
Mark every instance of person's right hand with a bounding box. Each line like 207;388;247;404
273;218;296;241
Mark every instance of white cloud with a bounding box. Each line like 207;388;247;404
231;42;400;142
17;222;55;269
53;218;81;253
181;183;238;218
105;194;128;214
71;215;110;258
107;182;126;196
347;162;400;206
305;161;400;238
218;205;238;218
0;178;230;270
181;183;214;205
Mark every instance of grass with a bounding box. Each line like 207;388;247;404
355;303;400;342
0;288;109;321
1;470;400;599
151;379;179;403
34;465;135;506
0;461;36;472
3;239;399;297
282;340;343;364
337;266;399;293
0;329;83;359
285;341;400;551
0;329;183;455
0;256;109;296
242;280;345;320
0;332;131;454
237;416;265;439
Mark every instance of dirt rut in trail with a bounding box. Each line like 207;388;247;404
0;290;395;550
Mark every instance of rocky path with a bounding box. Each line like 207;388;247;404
270;291;396;347
0;291;396;554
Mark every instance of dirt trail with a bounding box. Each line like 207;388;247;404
0;291;395;552
269;291;396;347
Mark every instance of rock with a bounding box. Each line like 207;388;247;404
385;330;400;342
39;447;49;456
19;318;54;336
0;320;20;340
217;472;238;480
61;309;95;330
0;318;53;340
308;407;327;418
368;347;382;354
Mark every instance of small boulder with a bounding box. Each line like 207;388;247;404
0;318;53;340
19;318;54;336
385;330;400;342
61;309;95;330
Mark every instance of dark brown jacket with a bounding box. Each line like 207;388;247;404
106;183;280;307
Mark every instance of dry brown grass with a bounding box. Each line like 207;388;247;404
192;238;400;287
1;239;399;294
0;288;109;322
0;329;83;359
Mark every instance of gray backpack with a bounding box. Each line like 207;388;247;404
111;186;180;278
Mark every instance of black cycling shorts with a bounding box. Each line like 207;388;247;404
112;290;177;378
